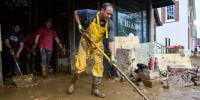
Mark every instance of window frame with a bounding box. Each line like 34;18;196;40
116;0;149;43
166;5;175;22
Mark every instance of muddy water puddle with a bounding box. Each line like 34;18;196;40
0;73;200;100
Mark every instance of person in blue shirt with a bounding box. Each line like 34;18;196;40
4;24;24;76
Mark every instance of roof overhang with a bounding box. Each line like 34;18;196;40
154;8;162;26
152;0;176;8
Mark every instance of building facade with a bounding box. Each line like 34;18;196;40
0;0;175;85
156;0;196;53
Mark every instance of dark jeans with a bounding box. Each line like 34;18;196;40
24;50;36;73
5;50;21;75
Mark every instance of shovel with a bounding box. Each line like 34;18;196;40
10;50;34;88
84;34;149;100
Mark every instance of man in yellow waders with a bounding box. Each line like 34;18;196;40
67;3;116;98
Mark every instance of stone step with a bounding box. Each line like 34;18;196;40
138;69;160;80
142;78;161;88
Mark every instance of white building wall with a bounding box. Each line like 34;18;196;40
156;0;189;52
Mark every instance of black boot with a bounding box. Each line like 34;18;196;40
91;77;105;98
67;73;79;94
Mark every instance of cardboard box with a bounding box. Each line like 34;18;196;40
168;48;184;53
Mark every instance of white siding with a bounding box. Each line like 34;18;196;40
156;0;189;52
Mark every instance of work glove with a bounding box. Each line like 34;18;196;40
78;25;86;35
9;48;15;55
16;52;20;59
109;55;116;66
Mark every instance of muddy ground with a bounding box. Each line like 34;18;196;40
1;55;200;100
1;73;200;100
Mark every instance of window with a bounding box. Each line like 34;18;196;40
166;5;175;21
117;0;148;43
162;1;179;23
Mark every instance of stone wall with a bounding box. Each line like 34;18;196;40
157;54;191;70
115;38;159;76
115;36;140;75
135;42;156;66
116;49;132;76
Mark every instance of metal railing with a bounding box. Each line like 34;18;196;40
155;42;167;54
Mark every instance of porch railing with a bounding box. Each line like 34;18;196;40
155;42;167;54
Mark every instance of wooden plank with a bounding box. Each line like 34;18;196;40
0;53;3;87
0;24;2;52
0;24;3;87
67;0;75;74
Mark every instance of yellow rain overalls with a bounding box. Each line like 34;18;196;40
76;12;108;77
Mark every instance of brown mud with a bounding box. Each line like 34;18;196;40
1;73;200;100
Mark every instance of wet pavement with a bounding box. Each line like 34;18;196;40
1;73;200;100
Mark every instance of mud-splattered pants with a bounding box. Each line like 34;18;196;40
75;36;104;77
40;48;52;76
24;50;36;73
75;12;107;77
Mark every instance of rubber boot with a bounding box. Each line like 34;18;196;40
41;64;47;77
67;73;79;94
91;77;105;98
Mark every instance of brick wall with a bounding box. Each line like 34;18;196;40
175;1;179;22
161;1;179;23
161;7;166;23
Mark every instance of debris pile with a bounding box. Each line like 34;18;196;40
166;73;193;87
131;63;198;89
12;74;38;88
135;63;161;88
189;70;200;86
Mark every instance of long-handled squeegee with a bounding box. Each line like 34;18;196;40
84;34;149;100
10;50;23;76
10;50;34;87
